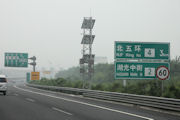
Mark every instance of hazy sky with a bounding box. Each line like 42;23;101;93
0;0;180;70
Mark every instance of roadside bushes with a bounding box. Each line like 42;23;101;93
30;78;180;99
30;78;83;88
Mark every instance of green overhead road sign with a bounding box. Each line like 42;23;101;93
115;41;170;60
5;53;28;67
115;61;170;80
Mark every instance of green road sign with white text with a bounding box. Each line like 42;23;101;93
5;53;28;67
26;72;31;82
115;42;170;60
115;61;170;80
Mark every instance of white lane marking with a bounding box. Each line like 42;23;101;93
14;93;19;96
69;94;75;97
52;107;72;116
26;98;35;102
14;85;154;120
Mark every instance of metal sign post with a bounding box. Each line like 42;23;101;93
29;56;36;72
161;80;164;96
123;80;127;87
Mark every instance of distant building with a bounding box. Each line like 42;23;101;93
94;56;108;64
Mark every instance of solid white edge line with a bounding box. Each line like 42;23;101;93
14;85;154;120
52;107;72;116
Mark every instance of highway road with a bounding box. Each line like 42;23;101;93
0;84;179;120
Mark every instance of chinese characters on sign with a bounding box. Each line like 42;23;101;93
114;41;170;80
115;42;170;60
115;62;169;79
31;72;40;80
5;53;28;67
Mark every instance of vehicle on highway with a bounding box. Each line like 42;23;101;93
0;75;7;95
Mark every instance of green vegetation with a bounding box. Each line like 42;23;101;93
30;59;180;99
30;78;83;88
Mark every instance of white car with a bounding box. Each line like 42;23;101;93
0;75;7;95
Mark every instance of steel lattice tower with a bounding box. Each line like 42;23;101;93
80;17;95;89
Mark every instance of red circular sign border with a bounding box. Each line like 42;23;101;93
156;66;170;80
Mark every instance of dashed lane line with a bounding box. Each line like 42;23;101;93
14;85;154;120
26;98;35;102
52;107;73;116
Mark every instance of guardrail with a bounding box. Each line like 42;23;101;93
27;84;87;95
27;84;180;112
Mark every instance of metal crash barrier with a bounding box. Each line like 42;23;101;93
27;84;180;112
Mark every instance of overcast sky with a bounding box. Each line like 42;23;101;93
0;0;180;70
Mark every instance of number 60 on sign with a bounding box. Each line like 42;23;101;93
156;66;170;80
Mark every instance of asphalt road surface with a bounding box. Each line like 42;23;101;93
0;84;179;120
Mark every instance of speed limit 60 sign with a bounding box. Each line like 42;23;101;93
156;66;170;80
115;62;170;80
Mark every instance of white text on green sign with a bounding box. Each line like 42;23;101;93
115;42;170;60
115;62;170;80
5;53;28;67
